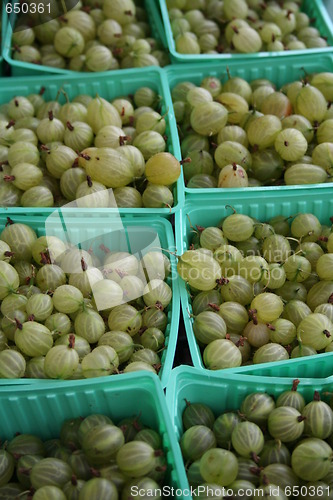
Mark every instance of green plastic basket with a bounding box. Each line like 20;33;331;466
175;187;333;374
0;212;180;388
148;0;168;50
0;67;183;217
0;3;8;76
0;371;188;498
323;0;333;21
225;351;333;378
3;0;168;76
166;365;333;443
165;53;333;200
159;0;333;64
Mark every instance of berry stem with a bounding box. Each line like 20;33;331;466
249;466;262;476
40;251;51;265
249;309;258;325
236;337;246;347
81;257;88;271
6;120;15;129
225;204;237;214
68;334;76;349
314;391;321;402
153;363;162;373
216;277;229;286
292;379;300;391
119;135;130;146
138;326;148;336
154;301;164;311
66;121;74;131
262;474;270;486
17;467;31;476
99;244;110;254
90;467;101;477
15;319;23;330
155;464;167;472
78;152;91;160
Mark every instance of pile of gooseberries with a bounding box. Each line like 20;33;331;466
180;383;333;498
0;412;167;498
10;0;170;71
0;86;181;208
166;0;328;55
178;208;333;369
0;219;173;379
172;70;333;189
